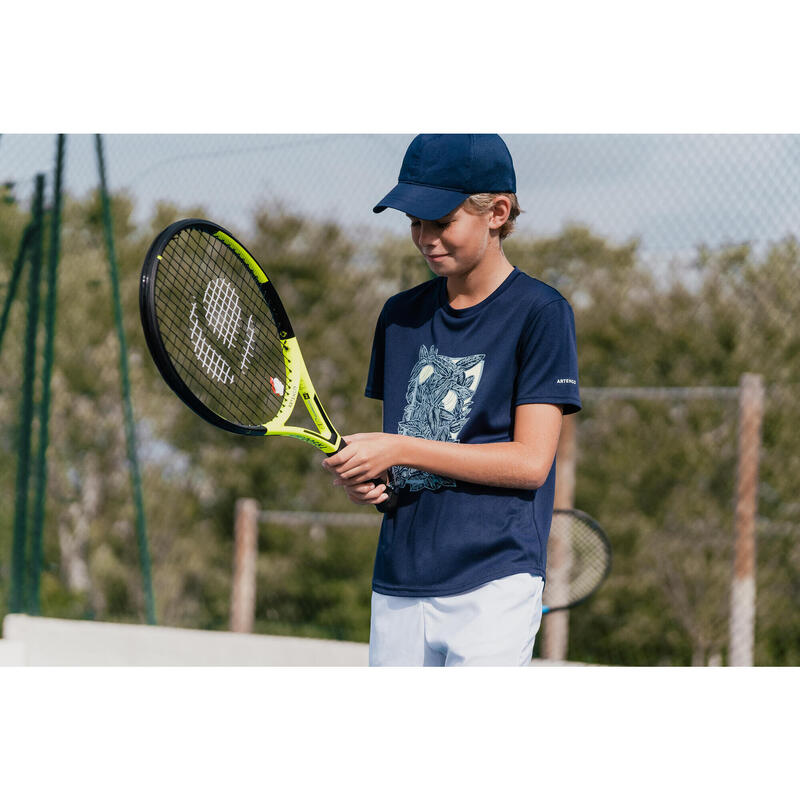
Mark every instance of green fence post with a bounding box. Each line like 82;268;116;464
0;223;33;357
94;134;157;625
10;175;45;614
29;135;67;614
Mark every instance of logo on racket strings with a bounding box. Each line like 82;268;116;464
189;277;256;383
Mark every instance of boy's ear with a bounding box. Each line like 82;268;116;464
488;195;512;230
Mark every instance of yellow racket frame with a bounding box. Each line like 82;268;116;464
264;336;343;454
212;230;343;454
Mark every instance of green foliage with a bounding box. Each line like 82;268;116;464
510;227;800;665
255;523;376;642
0;190;797;664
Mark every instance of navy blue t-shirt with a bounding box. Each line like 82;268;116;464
365;267;581;597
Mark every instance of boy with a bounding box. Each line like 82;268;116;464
323;134;581;666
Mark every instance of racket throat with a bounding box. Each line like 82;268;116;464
301;387;337;444
264;427;341;453
264;336;342;453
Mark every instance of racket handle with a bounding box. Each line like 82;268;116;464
332;441;397;514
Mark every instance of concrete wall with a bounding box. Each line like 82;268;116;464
0;615;590;666
0;615;369;666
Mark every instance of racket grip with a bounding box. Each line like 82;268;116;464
331;442;397;513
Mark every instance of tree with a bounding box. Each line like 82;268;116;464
1;191;797;662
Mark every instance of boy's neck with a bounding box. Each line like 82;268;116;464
445;250;514;310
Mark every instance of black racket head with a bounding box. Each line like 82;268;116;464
140;219;293;435
543;508;612;613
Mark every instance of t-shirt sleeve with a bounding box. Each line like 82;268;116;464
515;298;581;415
365;306;386;400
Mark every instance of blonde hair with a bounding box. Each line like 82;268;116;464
463;193;522;240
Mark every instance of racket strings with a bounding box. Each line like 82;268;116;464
162;231;286;389
153;228;289;427
544;515;611;608
204;275;242;347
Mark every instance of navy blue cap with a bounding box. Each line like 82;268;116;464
373;134;516;220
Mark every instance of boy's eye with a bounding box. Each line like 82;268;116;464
408;218;450;230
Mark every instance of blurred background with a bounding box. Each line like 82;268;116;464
1;133;798;666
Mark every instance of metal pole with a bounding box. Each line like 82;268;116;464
543;412;576;661
11;175;45;614
729;373;764;666
0;223;34;357
94;134;156;625
29;134;66;614
230;499;259;633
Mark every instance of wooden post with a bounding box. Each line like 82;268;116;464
543;413;576;661
230;498;259;634
729;374;764;666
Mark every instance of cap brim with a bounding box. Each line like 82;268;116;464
372;182;470;220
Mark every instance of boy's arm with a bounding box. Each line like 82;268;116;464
323;403;563;494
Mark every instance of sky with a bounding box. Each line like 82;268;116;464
1;133;798;259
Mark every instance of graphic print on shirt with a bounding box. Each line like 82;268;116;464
393;345;485;492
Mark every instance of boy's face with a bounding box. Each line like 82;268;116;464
406;205;495;278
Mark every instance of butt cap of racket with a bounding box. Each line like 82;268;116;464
376;482;398;514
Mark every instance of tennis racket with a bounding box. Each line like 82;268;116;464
542;509;611;614
139;218;397;514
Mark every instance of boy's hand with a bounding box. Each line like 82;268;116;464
322;433;400;504
336;477;390;506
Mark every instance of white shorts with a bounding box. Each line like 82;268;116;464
369;572;544;667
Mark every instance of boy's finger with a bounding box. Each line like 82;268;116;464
341;464;370;481
322;444;356;469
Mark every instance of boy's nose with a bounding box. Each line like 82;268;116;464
417;222;439;245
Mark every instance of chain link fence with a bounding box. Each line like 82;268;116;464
1;134;797;664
